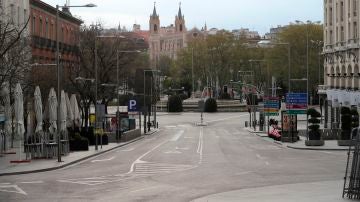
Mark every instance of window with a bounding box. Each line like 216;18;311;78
39;18;43;36
45;20;48;38
10;4;15;23
24;9;27;25
330;7;333;25
61;27;64;42
354;22;358;38
154;24;158;32
17;6;20;25
341;1;344;21
330;30;333;44
32;16;36;34
50;23;54;39
355;0;358;16
180;24;183;32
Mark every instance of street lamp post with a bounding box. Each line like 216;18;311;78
192;48;195;98
144;69;161;133
56;3;96;162
115;50;141;141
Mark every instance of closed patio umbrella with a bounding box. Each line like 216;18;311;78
2;83;12;150
70;94;80;127
48;88;57;135
65;93;73;128
59;90;67;132
14;83;24;140
11;83;29;162
34;86;43;134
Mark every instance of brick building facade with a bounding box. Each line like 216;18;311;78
30;0;82;80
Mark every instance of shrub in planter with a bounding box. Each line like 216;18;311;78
351;109;359;128
204;98;217;112
167;95;183;112
307;108;321;140
178;93;188;101
70;133;89;151
341;107;352;140
219;92;231;100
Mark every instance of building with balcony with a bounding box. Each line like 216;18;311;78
322;0;360;128
30;0;82;78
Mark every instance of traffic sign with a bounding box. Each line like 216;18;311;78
286;93;307;114
264;97;279;116
128;99;138;112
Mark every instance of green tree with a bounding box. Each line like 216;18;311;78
265;22;323;96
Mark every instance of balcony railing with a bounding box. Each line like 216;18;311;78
31;36;80;55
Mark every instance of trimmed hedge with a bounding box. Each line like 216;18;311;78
70;133;89;151
307;108;321;140
204;98;217;112
219;92;231;100
341;107;352;140
351;109;359;128
179;93;188;101
167;95;183;112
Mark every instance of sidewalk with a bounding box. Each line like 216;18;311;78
0;129;159;176
245;127;349;151
192;180;348;202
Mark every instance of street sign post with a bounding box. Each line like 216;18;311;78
128;99;138;112
286;93;307;114
264;97;280;134
264;97;279;116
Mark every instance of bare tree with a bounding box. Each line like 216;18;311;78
68;24;145;128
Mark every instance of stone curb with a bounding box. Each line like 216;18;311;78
286;145;349;151
245;127;349;151
0;135;149;177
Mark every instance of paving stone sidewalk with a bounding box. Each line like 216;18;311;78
0;129;159;176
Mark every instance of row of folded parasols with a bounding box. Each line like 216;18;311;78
1;82;81;155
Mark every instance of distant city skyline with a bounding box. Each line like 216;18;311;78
42;0;323;35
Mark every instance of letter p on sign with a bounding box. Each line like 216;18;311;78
128;99;137;112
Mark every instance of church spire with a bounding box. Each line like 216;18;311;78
152;2;158;17
178;2;182;19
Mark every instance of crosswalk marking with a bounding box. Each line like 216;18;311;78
0;184;27;195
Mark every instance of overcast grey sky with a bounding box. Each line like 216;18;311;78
42;0;323;35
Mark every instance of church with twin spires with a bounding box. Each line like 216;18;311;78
149;3;207;68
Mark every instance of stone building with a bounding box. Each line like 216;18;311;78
149;4;187;68
0;0;30;34
320;0;360;128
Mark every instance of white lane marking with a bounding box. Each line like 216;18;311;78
163;150;182;154
130;186;159;193
128;140;169;174
235;171;253;176
91;156;115;163
184;136;193;139
57;179;109;186
19;181;44;184
0;185;27;195
165;126;177;128
176;147;189;150
171;130;184;141
265;161;270;166
0;183;11;185
206;114;248;123
178;124;188;127
197;127;204;164
319;151;333;154
256;154;262;159
117;148;135;152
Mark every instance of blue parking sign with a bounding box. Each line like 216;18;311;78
128;99;137;112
